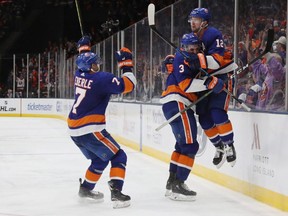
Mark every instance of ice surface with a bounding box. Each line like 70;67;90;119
0;117;287;216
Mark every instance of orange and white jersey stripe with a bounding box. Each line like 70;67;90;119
68;70;136;137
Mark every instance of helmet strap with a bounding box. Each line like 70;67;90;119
91;64;100;72
197;21;208;34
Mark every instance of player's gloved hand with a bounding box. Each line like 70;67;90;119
224;49;233;60
115;47;133;72
184;53;207;71
204;76;226;93
161;54;174;73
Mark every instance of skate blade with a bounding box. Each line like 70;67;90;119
78;196;104;204
112;200;131;209
165;189;172;197
169;193;196;201
215;156;226;169
228;159;236;167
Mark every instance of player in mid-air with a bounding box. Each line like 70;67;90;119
161;33;226;201
67;47;136;208
188;7;238;169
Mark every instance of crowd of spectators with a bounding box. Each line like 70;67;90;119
0;0;177;97
0;0;178;98
0;0;287;113
0;43;60;98
236;33;286;112
233;0;287;112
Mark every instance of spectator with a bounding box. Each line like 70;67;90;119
237;41;249;78
16;73;25;98
238;41;248;66
6;89;12;98
274;36;286;66
251;52;285;110
237;78;260;110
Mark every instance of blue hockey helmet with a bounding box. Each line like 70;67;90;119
189;8;211;22
76;52;102;72
181;33;201;53
181;33;200;45
77;35;91;52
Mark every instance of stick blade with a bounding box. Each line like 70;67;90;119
240;102;251;112
148;3;155;26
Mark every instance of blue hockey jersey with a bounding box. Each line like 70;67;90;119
67;70;136;136
198;27;236;74
160;51;199;105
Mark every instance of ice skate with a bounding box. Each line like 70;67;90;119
213;143;226;169
169;179;196;201
108;180;131;209
165;172;176;197
78;178;104;202
226;144;236;167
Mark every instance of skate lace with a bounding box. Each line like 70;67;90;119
225;146;234;157
214;146;225;158
91;190;103;196
181;183;191;191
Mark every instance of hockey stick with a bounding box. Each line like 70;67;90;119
148;3;273;77
224;88;250;110
148;3;274;76
148;3;250;111
154;27;274;132
222;29;274;108
148;3;189;60
148;3;274;130
154;78;246;132
155;90;213;132
198;68;251;112
222;29;274;110
235;29;274;75
75;0;84;36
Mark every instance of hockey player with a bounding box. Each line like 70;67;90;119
161;33;225;201
188;8;237;168
67;48;136;208
77;35;91;54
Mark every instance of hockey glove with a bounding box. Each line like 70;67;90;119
204;76;226;93
224;49;233;60
184;53;207;72
161;54;174;73
115;47;133;72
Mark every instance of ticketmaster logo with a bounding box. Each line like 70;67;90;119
251;123;260;150
27;103;53;111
